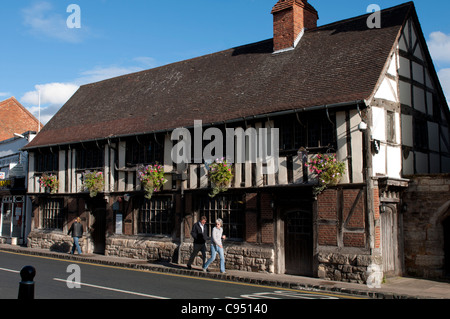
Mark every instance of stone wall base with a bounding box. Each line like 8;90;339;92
27;230;84;253
179;242;275;273
105;236;179;262
105;237;275;273
317;252;382;284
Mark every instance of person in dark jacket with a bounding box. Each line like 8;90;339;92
186;216;208;270
68;217;84;255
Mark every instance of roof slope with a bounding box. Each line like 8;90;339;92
0;97;41;142
25;2;413;149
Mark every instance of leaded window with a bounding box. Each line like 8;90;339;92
126;135;164;166
196;194;245;240
35;151;59;173
278;112;336;152
42;199;64;230
138;197;174;236
386;111;396;143
76;147;104;170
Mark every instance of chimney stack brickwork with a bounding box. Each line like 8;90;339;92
272;0;318;52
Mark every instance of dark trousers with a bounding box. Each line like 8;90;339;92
187;243;206;267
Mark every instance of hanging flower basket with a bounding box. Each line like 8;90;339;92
138;164;168;200
39;174;59;194
306;153;346;196
82;171;104;198
207;158;234;198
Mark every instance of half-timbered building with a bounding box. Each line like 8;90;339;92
23;1;450;283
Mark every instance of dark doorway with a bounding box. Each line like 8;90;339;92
444;217;450;276
284;209;313;276
91;209;106;254
1;202;12;237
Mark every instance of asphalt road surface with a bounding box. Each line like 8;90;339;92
0;250;362;302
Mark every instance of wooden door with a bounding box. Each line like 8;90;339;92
284;209;313;276
381;204;398;275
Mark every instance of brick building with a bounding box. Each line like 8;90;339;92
23;1;450;283
0;97;40;245
0;97;41;141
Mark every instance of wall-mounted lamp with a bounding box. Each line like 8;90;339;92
380;203;386;214
358;121;367;132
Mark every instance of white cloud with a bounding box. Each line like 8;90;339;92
19;58;157;124
427;31;450;104
21;83;79;106
22;1;89;43
0;92;11;98
428;31;450;64
438;68;450;105
20;83;79;124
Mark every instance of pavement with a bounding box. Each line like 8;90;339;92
1;243;450;299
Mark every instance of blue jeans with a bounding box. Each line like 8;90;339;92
71;237;82;255
204;244;225;273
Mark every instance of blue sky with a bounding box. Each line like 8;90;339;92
1;0;449;124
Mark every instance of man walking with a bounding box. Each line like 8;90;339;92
187;216;208;270
68;217;84;255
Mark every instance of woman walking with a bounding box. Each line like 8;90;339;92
203;219;227;274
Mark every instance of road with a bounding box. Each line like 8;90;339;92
0;250;361;302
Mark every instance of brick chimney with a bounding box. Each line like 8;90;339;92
271;0;319;52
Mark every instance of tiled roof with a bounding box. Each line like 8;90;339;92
24;2;413;149
0;97;41;142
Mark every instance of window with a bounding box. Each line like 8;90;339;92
126;135;164;166
35;151;59;173
138;197;174;236
278;112;336;152
196;195;245;240
42;199;64;230
76;147;104;170
386;111;396;143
